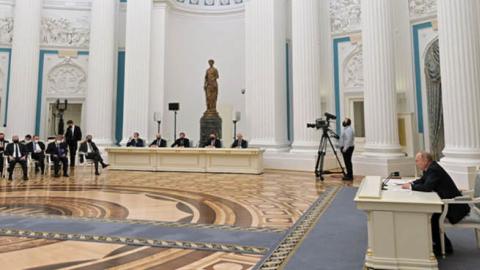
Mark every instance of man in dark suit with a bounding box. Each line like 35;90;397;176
402;152;470;256
126;132;145;147
79;135;109;175
46;135;69;177
149;133;167;148
171;132;190;148
25;135;46;175
0;133;9;177
4;135;28;181
231;133;248;149
203;133;222;148
64;120;82;167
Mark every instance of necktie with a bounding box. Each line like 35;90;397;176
158;139;161;147
87;143;92;153
14;144;19;158
33;142;37;152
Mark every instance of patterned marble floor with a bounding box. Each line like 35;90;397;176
0;168;361;269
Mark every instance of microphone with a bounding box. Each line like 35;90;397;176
382;172;397;190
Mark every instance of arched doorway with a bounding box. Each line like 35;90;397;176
424;39;444;161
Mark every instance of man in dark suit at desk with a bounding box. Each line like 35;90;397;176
203;133;222;148
231;133;248;149
402;152;470;256
171;132;190;148
0;133;9;177
65;120;82;167
127;132;145;147
46;135;69;177
79;135;109;175
4;135;28;181
25;135;46;175
149;133;167;148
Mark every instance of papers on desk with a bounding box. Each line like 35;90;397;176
386;179;408;186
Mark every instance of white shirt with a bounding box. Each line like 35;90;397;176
71;125;75;137
33;141;41;153
87;142;92;153
339;126;355;149
13;143;20;158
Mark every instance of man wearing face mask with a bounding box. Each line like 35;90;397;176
46;134;69;177
0;133;9;177
4;135;28;181
79;135;109;175
203;133;222;148
338;118;355;180
25;135;46;175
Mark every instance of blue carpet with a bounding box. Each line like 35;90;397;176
284;187;366;270
284;187;480;270
0;215;282;249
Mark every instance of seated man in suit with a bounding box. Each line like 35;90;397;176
149;133;167;148
402;152;470;256
0;133;9;177
4;135;28;181
231;133;248;149
203;133;222;148
46;135;69;177
25;135;46;175
21;134;32;145
127;132;145;147
171;132;190;148
79;135;109;176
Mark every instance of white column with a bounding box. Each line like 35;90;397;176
85;0;116;146
438;0;480;189
6;0;42;137
122;0;152;142
354;0;414;177
148;3;168;138
290;0;322;152
392;0;418;158
245;0;289;152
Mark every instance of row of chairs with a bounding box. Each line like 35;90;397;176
3;152;97;178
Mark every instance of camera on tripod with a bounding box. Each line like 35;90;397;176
307;112;346;180
307;113;337;130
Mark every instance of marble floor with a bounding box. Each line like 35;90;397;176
0;168;360;270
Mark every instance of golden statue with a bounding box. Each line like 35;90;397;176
204;59;219;114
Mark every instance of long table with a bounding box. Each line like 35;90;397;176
355;176;443;270
105;147;264;174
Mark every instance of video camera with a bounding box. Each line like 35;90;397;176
307;112;337;130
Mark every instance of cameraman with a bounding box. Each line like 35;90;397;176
339;118;355;180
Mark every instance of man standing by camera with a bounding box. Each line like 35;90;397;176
339;118;355;180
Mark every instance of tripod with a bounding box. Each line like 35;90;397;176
314;127;346;180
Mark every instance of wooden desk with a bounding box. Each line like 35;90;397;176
105;147;264;174
355;176;443;270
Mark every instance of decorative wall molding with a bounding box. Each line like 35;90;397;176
153;0;244;14
330;0;361;34
46;57;87;96
41;16;90;48
409;0;437;18
0;17;12;45
343;45;363;89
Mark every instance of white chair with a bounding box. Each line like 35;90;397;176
439;173;480;258
78;152;95;174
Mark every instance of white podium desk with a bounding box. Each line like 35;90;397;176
355;176;443;270
105;147;264;174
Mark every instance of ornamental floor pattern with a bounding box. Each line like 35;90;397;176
0;168;361;269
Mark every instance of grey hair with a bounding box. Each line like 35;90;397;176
417;151;433;162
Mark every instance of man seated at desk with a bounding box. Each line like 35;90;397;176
203;133;222;148
231;133;248;149
402;151;470;256
127;132;145;147
171;132;190;148
149;133;167;148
